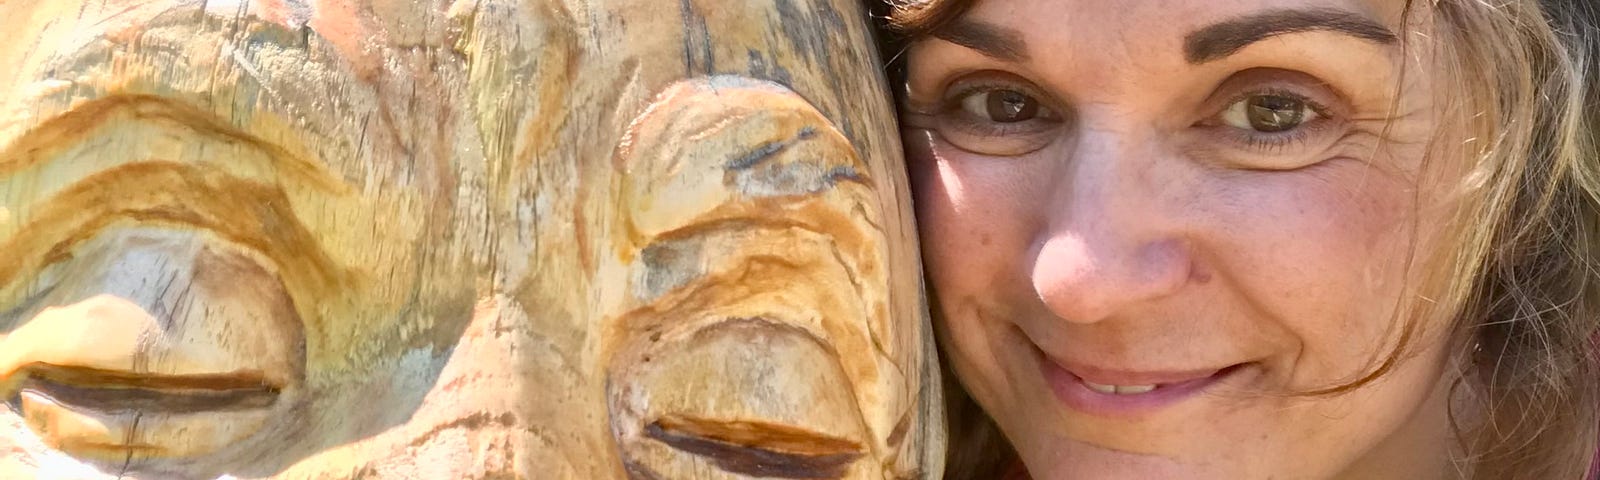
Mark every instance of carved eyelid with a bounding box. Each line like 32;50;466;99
645;414;865;479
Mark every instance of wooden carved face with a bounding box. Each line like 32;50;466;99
0;1;941;479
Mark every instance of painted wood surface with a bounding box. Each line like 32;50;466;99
0;1;944;478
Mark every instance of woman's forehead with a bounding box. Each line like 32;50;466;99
949;0;1409;58
905;0;1428;121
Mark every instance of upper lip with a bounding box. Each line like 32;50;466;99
1039;351;1231;386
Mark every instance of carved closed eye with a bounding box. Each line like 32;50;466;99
644;414;865;479
0;227;305;464
608;318;873;480
11;364;280;414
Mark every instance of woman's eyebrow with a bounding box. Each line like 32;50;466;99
1184;8;1397;64
932;19;1030;62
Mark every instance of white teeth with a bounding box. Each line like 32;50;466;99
1084;381;1118;394
1083;381;1158;395
1116;385;1156;394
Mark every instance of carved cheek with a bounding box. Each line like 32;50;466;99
605;76;902;479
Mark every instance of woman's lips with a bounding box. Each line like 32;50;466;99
1034;346;1249;417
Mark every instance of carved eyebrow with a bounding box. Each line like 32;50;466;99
1184;8;1397;64
931;19;1030;62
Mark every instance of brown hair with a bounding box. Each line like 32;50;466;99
874;0;1600;478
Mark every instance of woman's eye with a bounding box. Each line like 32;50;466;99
960;89;1042;123
1219;94;1321;133
914;78;1063;157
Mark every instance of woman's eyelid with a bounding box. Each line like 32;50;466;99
942;73;1065;115
904;62;1000;107
1248;82;1343;117
1199;68;1352;117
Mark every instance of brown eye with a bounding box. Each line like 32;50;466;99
930;79;1062;157
1220;94;1319;133
960;89;1041;123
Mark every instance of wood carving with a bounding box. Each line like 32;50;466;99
0;1;943;479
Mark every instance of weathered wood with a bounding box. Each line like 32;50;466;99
0;1;943;479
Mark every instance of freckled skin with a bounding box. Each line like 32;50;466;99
904;0;1469;478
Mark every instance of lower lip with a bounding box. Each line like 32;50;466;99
1037;353;1243;418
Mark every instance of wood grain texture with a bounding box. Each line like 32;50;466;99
0;0;943;479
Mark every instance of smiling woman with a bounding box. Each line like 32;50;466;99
876;0;1600;479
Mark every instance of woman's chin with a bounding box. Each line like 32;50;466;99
1021;427;1359;480
1017;438;1235;480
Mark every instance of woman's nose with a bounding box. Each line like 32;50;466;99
1029;127;1194;324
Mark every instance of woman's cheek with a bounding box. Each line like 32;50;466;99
1199;163;1416;381
909;138;1046;300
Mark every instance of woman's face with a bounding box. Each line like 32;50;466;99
904;0;1469;478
